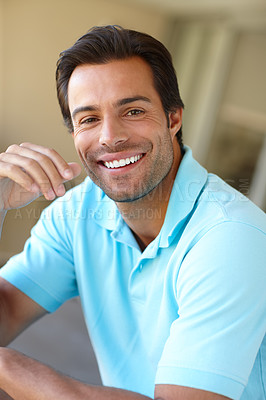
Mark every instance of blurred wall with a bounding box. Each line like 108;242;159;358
167;19;266;209
0;0;168;263
223;32;266;116
206;31;266;205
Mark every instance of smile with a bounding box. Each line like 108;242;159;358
103;154;143;169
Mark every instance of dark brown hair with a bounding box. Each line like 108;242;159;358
56;25;184;149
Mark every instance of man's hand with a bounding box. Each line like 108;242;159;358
0;142;81;212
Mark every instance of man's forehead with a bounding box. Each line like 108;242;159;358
68;57;159;113
69;56;154;85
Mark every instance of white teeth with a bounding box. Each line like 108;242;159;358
104;154;143;169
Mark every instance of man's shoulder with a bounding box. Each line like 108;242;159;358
198;173;266;233
173;172;266;254
177;147;265;234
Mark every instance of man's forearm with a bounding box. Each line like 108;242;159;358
0;348;152;400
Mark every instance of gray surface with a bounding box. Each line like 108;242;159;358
8;297;102;385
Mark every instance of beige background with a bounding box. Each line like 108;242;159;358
0;0;266;263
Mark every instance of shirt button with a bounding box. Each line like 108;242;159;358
139;263;143;271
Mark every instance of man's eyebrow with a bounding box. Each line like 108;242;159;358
71;105;99;120
116;96;151;107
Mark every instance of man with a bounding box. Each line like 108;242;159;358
0;25;265;400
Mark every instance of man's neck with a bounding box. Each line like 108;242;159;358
116;193;169;251
115;144;182;251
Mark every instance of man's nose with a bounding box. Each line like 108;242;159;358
99;116;128;148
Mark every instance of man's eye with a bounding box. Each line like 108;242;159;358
80;117;98;125
126;109;144;116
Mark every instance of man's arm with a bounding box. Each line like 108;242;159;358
0;277;47;346
0;143;81;345
0;349;230;400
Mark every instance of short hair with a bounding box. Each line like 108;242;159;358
56;25;184;150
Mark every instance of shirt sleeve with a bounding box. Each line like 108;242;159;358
155;221;266;399
0;201;78;312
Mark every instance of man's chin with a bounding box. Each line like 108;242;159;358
83;167;157;203
102;190;144;203
101;184;158;204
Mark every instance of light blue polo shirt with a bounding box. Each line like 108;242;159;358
1;147;266;399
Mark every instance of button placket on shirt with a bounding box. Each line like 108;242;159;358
127;241;160;303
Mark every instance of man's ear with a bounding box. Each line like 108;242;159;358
169;108;183;140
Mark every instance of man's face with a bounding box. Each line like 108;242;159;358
68;57;182;202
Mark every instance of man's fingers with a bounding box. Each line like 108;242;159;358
2;144;81;200
18;142;73;180
67;162;82;180
0;160;39;193
1;151;61;200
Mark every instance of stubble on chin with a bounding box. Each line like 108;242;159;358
79;133;175;203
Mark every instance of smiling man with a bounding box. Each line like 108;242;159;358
0;26;265;400
68;57;183;249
